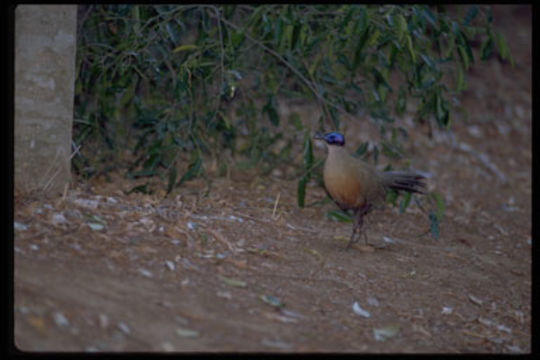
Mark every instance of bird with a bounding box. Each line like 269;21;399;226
314;132;426;249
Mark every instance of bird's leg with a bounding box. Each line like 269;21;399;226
360;204;372;246
347;203;374;249
347;210;364;249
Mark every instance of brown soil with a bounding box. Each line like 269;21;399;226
13;5;531;353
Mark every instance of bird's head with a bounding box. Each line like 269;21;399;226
313;132;345;147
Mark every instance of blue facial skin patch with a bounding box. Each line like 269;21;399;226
323;132;345;146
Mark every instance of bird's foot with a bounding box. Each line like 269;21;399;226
346;239;357;250
349;243;376;253
363;237;389;250
371;242;389;250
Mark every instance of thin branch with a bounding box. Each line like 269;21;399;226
208;6;226;128
212;13;360;126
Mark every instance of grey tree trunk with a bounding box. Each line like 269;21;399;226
14;5;78;197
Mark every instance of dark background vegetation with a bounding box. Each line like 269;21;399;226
72;4;512;235
15;5;531;353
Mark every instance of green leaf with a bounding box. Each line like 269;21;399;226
456;64;466;92
302;135;314;180
458;45;470;70
431;192;445;221
329;106;340;130
372;145;379;165
396;86;407;115
435;92;450;128
297;135;314;208
166;166;177;195
177;154;202;186
429;210;439;239
368;28;380;46
381;141;402;159
263;95;279;126
230;30;244;48
352;15;369;71
290;112;303;131
291;23;302;50
353;142;369;158
406;35;416;64
463;6;478;26
172;44;198;53
495;33;514;66
326;209;352;223
480;36;494;61
126;183;151;195
399;191;412;213
274;17;283;44
297;176;307;208
394;14;408;44
385;188;398;205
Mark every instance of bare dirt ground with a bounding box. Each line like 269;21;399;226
13;6;531;353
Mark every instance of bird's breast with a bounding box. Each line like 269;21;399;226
323;165;366;209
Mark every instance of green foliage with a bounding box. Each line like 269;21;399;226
326;209;352;223
74;5;511;212
427;192;445;239
297;133;314;208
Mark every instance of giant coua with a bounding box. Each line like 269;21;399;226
314;132;426;248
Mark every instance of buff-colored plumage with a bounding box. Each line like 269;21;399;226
317;132;426;248
323;145;385;210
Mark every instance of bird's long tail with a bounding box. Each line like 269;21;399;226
382;171;426;194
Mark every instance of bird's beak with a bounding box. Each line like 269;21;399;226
313;132;324;140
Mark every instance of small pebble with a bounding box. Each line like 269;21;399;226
138;268;153;278
441;306;453;315
383;236;396;244
352;301;371;318
468;294;484;306
515;105;524;119
88;222;105;231
488;337;504;344
165;261;175;271
74;198;100;209
161;342;175;352
261;338;293;350
176;327;199;338
478;317;493;327
228;215;244;223
497;324;512;334
117;321;130;335
505;344;523;353
217;291;232;300
53;312;69;327
106;197;118;204
14;222;28;231
99;314;109;329
467;125;483;138
52;213;68;226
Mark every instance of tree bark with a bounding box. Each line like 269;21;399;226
14;5;77;196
